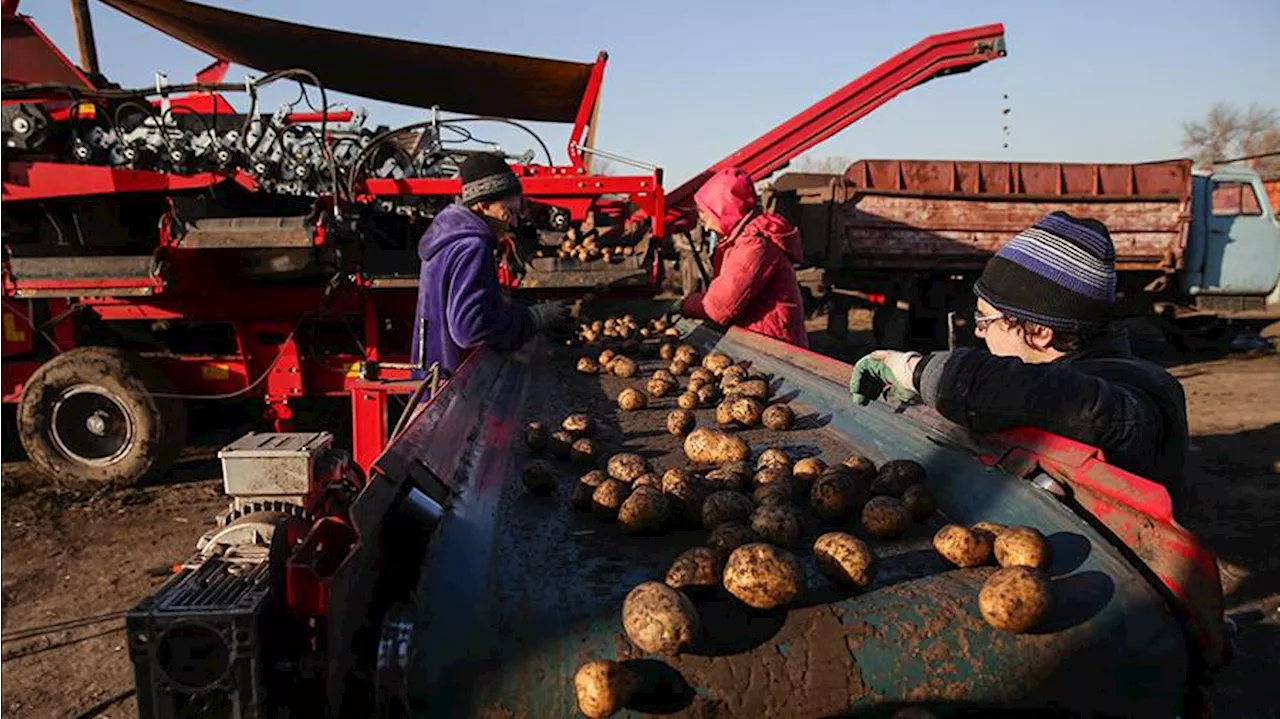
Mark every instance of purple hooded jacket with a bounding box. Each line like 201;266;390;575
410;204;533;376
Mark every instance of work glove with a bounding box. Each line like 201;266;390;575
849;350;922;406
527;300;570;335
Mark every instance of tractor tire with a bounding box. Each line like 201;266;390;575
17;347;187;487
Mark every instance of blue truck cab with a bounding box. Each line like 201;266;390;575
1182;168;1280;310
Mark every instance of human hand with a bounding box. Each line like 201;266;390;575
849;350;922;406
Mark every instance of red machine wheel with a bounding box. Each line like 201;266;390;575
17;347;187;487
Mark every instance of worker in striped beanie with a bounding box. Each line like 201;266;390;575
849;211;1190;517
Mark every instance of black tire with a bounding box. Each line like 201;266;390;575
17;347;187;487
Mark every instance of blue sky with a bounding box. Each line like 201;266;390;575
30;0;1280;184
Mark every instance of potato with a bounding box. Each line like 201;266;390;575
577;356;601;374
979;566;1052;633
659;342;677;361
607;453;651;483
873;459;926;498
842;455;878;482
994;526;1051;570
684;427;751;465
662;470;709;525
860;496;912;539
622;581;700;655
756;448;792;471
632;472;663;490
720;374;743;393
647;377;676;398
571;470;607;511
761;404;795;431
664;327;681;337
715;400;737;427
591;320;605;333
522;460;555;494
752;466;791;489
574;660;639;719
752;479;795;507
720;364;749;386
580;469;608;487
677;391;700;410
813;532;876;588
572;438;597;465
686;377;709;394
902;484;936;521
611;356;638;379
809;472;861;523
696;383;721;406
707;521;758;559
730;397;765;427
704;463;750;492
932;524;994;567
592;478;631;518
701;490;755;529
735;378;772;401
550;431;575;460
750;504;805;547
702;351;733;375
689;368;715;385
972;521;1008;539
618;487;671;534
652;368;675;384
665;546;723;593
669;359;690;377
723;543;803;610
617;388;648;411
598;348;617;367
526;421;549;453
563;413;595;436
666;409;697;437
674;345;700;366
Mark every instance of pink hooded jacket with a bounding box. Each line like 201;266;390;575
681;168;809;347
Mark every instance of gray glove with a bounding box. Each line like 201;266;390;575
527;300;570;334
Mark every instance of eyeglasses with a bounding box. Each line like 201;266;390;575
973;310;1004;333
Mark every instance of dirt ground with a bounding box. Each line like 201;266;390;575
2;315;1277;718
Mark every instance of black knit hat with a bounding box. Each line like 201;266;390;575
459;153;522;205
974;211;1117;331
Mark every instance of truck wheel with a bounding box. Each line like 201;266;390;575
17;347;187;487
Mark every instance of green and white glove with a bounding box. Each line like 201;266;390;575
849;350;922;406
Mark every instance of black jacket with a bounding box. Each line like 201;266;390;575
916;331;1189;517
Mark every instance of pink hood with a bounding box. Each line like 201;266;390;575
694;167;802;261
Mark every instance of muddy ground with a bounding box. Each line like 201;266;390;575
2;314;1277;718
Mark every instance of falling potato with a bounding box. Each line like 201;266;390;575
611;356;638;379
994;526;1052;570
563;414;595;436
522;460;556;494
933;524;994;567
707;521;759;560
574;660;639;719
677;392;700;410
702;490;755;529
873;459;926;498
667;409;697;437
592;478;631;518
813;532;876;588
577;356;601;374
761;404;795;431
666;546;723;593
860;496;912;539
902;484;937;521
684;428;751;465
618;486;671;534
750;504;805;547
607;453;651;483
526;421;549;453
622;581;700;655
617;388;648;411
979;566;1052;633
723;543;803;610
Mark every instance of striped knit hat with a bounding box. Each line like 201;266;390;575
974;211;1116;331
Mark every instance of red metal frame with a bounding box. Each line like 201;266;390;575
566;52;609;170
663;23;1007;227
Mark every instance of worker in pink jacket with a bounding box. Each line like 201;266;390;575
677;167;809;347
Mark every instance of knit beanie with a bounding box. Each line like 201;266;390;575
974;211;1117;331
459;153;522;205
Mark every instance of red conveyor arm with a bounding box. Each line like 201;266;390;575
664;23;1006;225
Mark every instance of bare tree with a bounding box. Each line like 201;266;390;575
1183;102;1280;173
794;155;852;174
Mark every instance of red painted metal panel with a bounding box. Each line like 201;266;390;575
2;161;256;202
1;14;94;88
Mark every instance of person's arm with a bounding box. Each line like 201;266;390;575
445;242;534;351
915;349;1164;450
681;235;775;325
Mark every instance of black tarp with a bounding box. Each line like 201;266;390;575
98;0;595;122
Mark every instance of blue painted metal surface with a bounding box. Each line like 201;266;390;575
402;328;1189;717
1184;169;1280;296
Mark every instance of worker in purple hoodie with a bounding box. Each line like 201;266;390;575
410;153;568;377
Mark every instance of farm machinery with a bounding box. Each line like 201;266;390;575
2;0;1007;484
